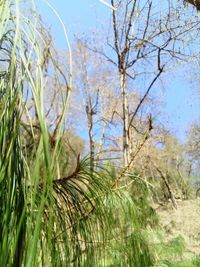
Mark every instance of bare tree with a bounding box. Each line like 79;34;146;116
72;39;122;169
106;0;200;166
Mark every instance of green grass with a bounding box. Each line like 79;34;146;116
155;259;200;267
153;235;200;267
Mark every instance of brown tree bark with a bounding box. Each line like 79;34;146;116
185;0;200;10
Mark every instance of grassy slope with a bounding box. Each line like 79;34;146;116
152;199;200;267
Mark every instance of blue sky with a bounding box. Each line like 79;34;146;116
37;0;109;46
163;72;199;141
36;0;200;142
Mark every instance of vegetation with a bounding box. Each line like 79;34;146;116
0;0;199;266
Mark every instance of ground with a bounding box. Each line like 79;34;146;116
151;199;200;265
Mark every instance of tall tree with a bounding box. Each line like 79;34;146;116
107;0;200;167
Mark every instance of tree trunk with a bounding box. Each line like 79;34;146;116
120;70;130;166
157;167;177;209
86;105;95;173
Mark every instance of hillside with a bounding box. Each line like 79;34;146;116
154;199;200;265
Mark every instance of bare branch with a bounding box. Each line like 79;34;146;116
128;68;164;133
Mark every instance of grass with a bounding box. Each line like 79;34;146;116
152;231;200;267
155;259;200;267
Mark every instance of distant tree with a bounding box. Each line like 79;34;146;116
72;39;124;166
187;123;200;162
130;127;193;206
186;123;200;182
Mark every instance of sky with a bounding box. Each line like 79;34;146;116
36;0;200;142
